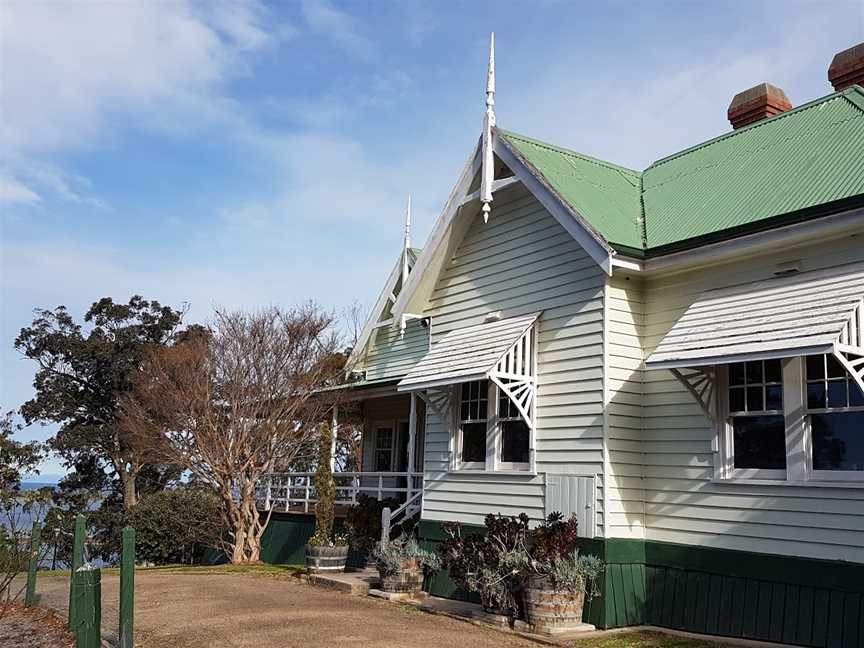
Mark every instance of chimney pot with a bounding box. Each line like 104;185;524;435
828;42;864;91
727;83;792;130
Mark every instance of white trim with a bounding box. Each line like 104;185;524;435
393;132;618;322
647;345;834;370
391;144;482;321
460;176;521;205
495;135;614;275
611;256;644;272
600;281;610;538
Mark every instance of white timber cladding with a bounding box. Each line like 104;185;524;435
605;274;646;539
624;231;864;563
359;319;428;383
646;260;864;370
418;183;606;528
347;251;418;376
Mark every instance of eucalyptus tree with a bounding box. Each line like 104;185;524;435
15;296;184;510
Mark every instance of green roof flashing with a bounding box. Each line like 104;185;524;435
500;85;864;255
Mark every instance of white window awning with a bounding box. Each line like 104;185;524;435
645;262;864;371
398;313;539;391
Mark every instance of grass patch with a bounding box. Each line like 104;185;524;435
568;630;722;648
156;563;305;576
36;563;305;578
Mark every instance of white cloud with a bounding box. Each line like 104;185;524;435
301;0;373;58
0;176;40;204
1;158;108;208
0;0;288;202
503;8;856;170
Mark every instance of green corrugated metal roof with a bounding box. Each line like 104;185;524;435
500;85;864;256
500;130;644;250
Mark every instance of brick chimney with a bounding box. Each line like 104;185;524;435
828;42;864;91
727;83;792;129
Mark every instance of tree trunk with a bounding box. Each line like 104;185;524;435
117;463;139;511
220;484;273;564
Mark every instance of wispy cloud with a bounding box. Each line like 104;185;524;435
0;176;40;204
503;7;855;170
300;0;374;58
0;0;290;203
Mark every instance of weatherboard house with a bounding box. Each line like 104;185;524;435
261;41;864;644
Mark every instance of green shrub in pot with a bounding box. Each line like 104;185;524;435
305;423;349;572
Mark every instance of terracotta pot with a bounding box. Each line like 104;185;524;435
380;557;423;593
522;575;586;635
305;544;349;573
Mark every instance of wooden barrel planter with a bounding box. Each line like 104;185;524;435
522;576;587;635
305;545;349;573
380;557;423;593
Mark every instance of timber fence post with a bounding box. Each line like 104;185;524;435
72;565;101;648
119;526;135;648
24;521;41;607
68;513;86;629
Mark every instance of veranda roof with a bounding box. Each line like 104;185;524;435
645;261;864;370
397;313;539;391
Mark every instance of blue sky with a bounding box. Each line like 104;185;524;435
1;0;862;478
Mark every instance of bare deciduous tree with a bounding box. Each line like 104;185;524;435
120;305;345;563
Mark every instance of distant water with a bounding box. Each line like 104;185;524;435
20;482;58;491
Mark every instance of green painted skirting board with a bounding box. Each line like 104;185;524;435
259;512;367;567
415;521;864;648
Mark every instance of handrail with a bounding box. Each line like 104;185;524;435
380;490;423;547
256;471;423;512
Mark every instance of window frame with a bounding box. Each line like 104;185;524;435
455;380;491;471
717;361;788;481
494;386;531;471
372;422;396;473
454;379;532;473
715;355;864;485
804;354;864;482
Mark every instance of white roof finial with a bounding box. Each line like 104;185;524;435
480;32;496;223
486;32;496;121
402;194;412;285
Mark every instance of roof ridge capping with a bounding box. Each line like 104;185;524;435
648;85;864;169
498;128;642;178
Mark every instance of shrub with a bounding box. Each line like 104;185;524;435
372;533;440;576
540;552;604;595
528;511;580;563
129;486;223;565
438;513;529;614
344;494;400;553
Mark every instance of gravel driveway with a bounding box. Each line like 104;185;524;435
34;570;540;648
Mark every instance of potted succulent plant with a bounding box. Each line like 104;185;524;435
438;513;530;617
372;533;440;593
305;423;349;572
520;513;604;635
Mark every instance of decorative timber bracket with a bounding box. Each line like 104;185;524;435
834;299;864;395
418;387;455;427
488;322;536;429
669;367;717;421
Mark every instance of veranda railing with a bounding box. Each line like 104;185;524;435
256;471;423;513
